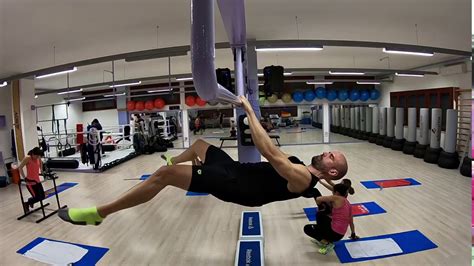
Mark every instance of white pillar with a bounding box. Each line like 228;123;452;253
180;83;190;148
0;84;13;160
238;43;260;163
323;102;330;143
20;79;38;154
182;109;190;148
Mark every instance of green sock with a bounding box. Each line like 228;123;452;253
161;154;173;166
58;207;104;226
318;243;335;255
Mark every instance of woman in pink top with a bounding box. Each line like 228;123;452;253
16;147;45;212
304;179;358;254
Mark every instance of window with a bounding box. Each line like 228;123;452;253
408;95;416;107
82;99;117;112
418;95;426;108
429;93;438;108
390;88;455;130
82;89;117;111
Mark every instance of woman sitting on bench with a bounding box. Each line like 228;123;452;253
14;147;45;212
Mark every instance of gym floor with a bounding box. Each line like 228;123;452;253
0;140;469;265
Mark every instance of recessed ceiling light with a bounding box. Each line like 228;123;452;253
176;77;193;81
110;81;142;88
306;81;334;85
329;71;365;75
36;67;78;79
57;88;83;95
256;47;323;52
395;72;424;77
383;48;434;57
356;81;381;85
104;92;126;97
148;88;173;93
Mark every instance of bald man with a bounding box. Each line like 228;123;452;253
58;96;348;226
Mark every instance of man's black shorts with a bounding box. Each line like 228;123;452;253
188;145;260;206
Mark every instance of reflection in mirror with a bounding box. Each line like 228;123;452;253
131;110;183;148
329;105;374;143
186;108;236;148
259;104;325;145
181;103;384;147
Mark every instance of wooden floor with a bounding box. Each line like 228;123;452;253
0;141;470;265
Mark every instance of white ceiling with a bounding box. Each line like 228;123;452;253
0;0;470;90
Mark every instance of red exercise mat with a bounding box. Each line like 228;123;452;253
374;179;412;188
351;204;369;216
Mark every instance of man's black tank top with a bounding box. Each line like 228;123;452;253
233;156;320;206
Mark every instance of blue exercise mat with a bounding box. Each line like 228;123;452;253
186;191;209;196
141;175;208;196
334;230;437;263
140;174;151;180
17;237;109;266
361;178;421;189
303;201;386;222
44;182;78;199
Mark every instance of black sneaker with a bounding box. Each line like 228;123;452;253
27;198;34;209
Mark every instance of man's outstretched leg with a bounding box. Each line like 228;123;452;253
162;139;211;165
58;165;193;225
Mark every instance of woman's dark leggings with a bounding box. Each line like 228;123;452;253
25;179;45;207
304;210;344;243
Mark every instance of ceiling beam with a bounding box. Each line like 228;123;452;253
36;67;434;96
375;57;470;79
252;40;471;57
1;39;469;82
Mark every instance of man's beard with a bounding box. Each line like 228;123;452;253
312;154;325;171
